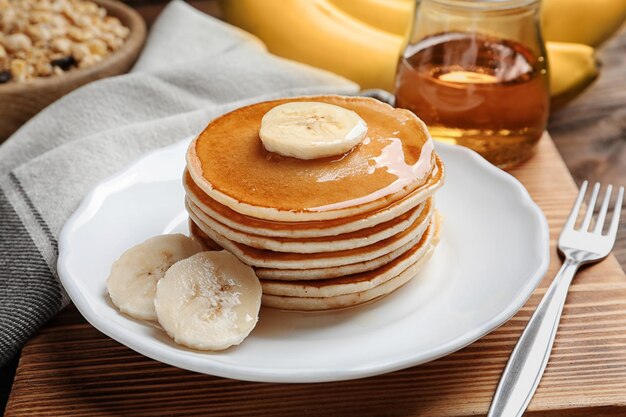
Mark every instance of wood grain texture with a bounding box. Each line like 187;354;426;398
549;27;626;268
0;0;147;141
5;134;626;417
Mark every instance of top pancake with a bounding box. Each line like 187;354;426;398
187;95;435;222
183;156;444;238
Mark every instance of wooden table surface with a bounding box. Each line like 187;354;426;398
549;28;626;268
2;1;625;415
6;134;626;417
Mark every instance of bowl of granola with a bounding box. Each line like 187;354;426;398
0;0;146;140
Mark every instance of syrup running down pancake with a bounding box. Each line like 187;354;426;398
187;95;435;222
183;159;443;238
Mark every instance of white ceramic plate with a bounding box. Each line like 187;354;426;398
58;139;549;383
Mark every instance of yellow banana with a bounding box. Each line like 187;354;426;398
327;0;414;37
325;0;626;47
323;0;626;48
220;0;602;103
542;0;626;47
220;0;406;91
546;42;598;109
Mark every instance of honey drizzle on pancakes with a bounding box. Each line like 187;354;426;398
190;95;434;215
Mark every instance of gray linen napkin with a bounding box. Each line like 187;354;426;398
0;0;358;366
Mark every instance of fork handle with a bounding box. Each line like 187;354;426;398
487;258;579;417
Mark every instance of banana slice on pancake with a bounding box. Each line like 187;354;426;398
106;234;204;321
259;101;368;159
154;251;262;351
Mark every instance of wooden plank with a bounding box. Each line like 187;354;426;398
5;134;626;417
549;27;626;267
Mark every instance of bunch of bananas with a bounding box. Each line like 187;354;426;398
220;0;626;109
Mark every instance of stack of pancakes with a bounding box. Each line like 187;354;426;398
184;96;444;311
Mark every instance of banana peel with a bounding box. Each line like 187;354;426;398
327;0;626;47
220;0;407;91
541;0;626;47
327;0;414;37
547;42;599;111
220;0;604;106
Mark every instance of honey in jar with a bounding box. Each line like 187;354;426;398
395;0;550;169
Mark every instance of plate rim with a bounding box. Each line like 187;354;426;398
57;139;550;383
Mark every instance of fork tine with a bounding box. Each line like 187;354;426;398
564;181;588;229
607;186;624;239
593;185;613;233
581;182;601;231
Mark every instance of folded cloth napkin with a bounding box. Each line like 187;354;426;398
0;0;358;366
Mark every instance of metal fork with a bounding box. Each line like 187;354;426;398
487;181;624;417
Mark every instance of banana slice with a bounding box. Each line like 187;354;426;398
154;251;262;351
107;234;204;321
259;101;368;159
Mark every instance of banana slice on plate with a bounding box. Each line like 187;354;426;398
259;101;368;159
155;251;262;351
106;234;204;321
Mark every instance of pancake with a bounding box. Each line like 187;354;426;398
186;199;434;269
184;94;445;312
185;197;425;253
189;220;222;251
261;230;438;311
189;219;426;281
187;95;436;222
261;214;439;297
183;157;444;238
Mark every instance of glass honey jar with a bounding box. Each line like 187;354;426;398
395;0;550;168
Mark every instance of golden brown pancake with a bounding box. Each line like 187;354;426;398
184;95;445;311
185;197;425;253
260;215;439;297
187;95;436;221
261;248;434;311
186;198;434;269
183;156;444;238
189;219;428;281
